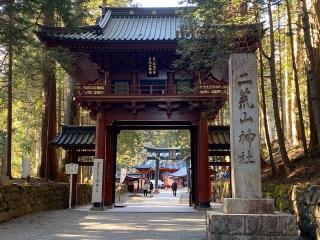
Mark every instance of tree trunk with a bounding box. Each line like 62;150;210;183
277;4;284;131
259;46;277;175
39;7;58;181
285;0;308;155
254;6;277;175
307;71;318;151
301;0;320;145
267;0;292;174
64;75;76;125
6;37;13;179
6;0;15;179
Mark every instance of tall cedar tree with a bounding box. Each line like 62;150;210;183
39;5;58;181
1;0;37;178
39;1;78;180
301;0;320;145
6;0;14;178
267;0;292;173
285;0;308;155
254;4;277;175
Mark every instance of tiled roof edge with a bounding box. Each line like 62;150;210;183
102;7;185;17
37;24;99;35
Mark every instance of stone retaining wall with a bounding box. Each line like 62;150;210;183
263;183;320;240
77;184;92;206
211;182;320;239
0;183;92;223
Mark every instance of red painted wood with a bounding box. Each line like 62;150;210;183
105;109;201;122
197;116;210;207
191;126;199;206
70;150;78;208
76;83;227;97
95;112;106;159
95;112;106;205
104;121;113;206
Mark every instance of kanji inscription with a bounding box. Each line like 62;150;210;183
229;53;262;199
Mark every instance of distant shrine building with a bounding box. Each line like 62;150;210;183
134;146;190;189
38;7;258;208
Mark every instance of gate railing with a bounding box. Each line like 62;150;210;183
76;83;228;97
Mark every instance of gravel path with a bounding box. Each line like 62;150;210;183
0;210;206;240
0;190;207;240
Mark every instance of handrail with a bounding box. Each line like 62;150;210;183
76;83;228;97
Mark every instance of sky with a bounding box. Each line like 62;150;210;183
135;0;183;7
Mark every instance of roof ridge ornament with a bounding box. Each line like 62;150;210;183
97;10;112;35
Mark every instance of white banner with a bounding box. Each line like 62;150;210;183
120;168;127;183
92;159;103;203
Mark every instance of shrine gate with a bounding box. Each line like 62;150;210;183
38;7;259;208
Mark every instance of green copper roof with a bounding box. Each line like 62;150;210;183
39;7;185;42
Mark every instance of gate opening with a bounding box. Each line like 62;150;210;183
114;129;193;208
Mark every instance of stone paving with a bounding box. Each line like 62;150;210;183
0;189;207;240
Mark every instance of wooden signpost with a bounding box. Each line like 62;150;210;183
65;163;79;209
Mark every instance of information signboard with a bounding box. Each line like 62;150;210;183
92;159;103;205
65;163;79;175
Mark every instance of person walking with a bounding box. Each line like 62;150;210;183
171;181;177;197
143;181;150;197
149;181;154;197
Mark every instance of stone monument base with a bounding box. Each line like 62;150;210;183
223;198;274;214
207;211;299;240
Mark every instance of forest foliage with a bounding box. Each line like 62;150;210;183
0;0;319;178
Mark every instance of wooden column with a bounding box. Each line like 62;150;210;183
95;112;106;159
131;71;138;95
67;150;78;208
197;114;210;208
167;71;175;94
104;71;111;94
95;112;106;206
191;125;198;206
103;121;113;207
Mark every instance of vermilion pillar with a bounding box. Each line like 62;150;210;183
191;125;198;206
131;71;138;94
95;112;113;207
197;114;210;208
104;122;113;207
69;150;78;208
95;112;106;160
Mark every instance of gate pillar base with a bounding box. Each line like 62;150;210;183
90;202;105;211
206;210;299;240
197;201;211;209
223;198;274;214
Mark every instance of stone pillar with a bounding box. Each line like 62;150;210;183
206;53;299;240
224;53;273;214
230;53;261;198
197;115;210;208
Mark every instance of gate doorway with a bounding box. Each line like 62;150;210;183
112;122;194;208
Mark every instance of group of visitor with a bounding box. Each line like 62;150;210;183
143;180;179;197
143;180;154;197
